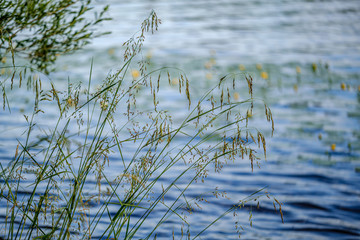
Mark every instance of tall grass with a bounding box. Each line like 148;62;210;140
0;11;282;239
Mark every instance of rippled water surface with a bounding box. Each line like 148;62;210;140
1;0;360;239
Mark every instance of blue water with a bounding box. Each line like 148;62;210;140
1;0;360;239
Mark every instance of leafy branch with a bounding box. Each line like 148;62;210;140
0;0;111;73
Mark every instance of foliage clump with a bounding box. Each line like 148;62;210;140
0;0;110;73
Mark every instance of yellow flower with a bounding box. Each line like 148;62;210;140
1;57;6;64
0;68;5;75
107;48;115;56
238;64;246;71
204;61;212;69
341;83;346;90
205;73;213;80
233;92;240;101
209;58;216;65
256;63;262;70
296;66;301;74
131;70;140;79
260;71;269;79
331;144;336;151
171;77;179;85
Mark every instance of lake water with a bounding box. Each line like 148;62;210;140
1;0;360;239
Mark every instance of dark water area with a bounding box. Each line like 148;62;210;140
1;0;360;239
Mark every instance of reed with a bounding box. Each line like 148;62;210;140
0;10;282;240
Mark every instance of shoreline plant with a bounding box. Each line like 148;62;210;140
0;6;282;240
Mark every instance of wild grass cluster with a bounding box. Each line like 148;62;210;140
0;8;282;240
